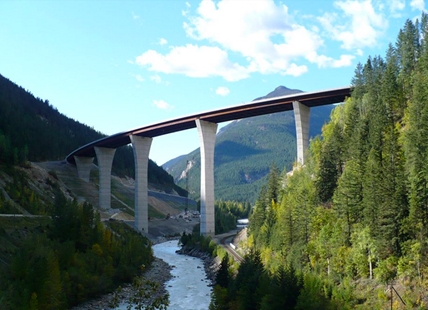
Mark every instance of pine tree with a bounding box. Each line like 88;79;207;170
333;159;363;244
215;254;230;288
396;19;420;98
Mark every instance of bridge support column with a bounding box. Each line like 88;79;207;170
130;135;152;233
74;156;94;182
94;147;116;210
196;119;217;236
293;101;310;165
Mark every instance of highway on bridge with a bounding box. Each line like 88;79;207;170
65;86;351;235
66;86;351;163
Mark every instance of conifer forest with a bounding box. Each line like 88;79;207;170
4;12;428;310
210;15;428;309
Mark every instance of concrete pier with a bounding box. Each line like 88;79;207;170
293;101;310;165
196;119;217;236
74;156;94;182
94;147;116;210
130;135;152;233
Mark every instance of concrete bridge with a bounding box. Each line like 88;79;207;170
66;86;351;235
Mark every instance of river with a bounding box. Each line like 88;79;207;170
153;241;212;309
119;240;212;309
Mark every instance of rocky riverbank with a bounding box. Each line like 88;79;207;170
71;238;219;310
71;257;172;310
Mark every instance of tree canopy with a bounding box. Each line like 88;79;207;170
211;14;428;309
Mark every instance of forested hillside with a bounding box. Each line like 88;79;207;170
0;75;181;309
210;15;428;309
0;74;185;194
0;186;155;309
164;87;334;203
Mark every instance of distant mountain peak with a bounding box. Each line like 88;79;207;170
254;85;303;101
275;85;291;91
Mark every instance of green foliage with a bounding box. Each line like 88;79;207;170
210;249;305;310
215;254;231;288
374;256;398;284
0;74;104;163
260;265;303;310
216;13;428;310
4;168;51;215
179;231;216;256
0;74;185;194
215;200;250;234
295;274;331;310
230;249;266;310
0;191;154;309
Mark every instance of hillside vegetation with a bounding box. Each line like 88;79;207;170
0;73;197;309
0;74;186;195
210;15;428;309
0;160;158;309
164;87;334;203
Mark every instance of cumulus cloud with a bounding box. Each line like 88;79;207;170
318;0;388;50
136;44;249;81
215;86;230;96
135;0;369;81
184;0;318;75
410;0;425;11
159;38;168;45
153;100;174;110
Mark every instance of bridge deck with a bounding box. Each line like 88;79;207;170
66;86;351;163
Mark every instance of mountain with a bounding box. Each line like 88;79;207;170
163;86;334;203
253;85;303;100
0;73;186;196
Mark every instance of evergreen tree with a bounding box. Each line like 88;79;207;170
215;254;231;288
333;159;363;244
396;19;420;97
231;249;266;310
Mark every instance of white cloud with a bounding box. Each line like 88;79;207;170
150;75;162;83
284;63;308;76
307;53;355;68
159;38;168;45
187;0;353;72
135;0;364;81
318;0;388;50
215;86;230;96
136;44;249;81
184;0;313;75
389;0;405;15
153;100;174;110
132;12;140;20
411;0;425;11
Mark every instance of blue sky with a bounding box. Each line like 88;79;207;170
0;0;426;165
